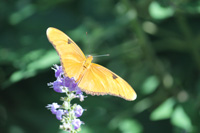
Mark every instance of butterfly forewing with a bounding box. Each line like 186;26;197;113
46;27;86;80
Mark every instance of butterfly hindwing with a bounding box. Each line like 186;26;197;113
46;27;86;80
78;63;137;101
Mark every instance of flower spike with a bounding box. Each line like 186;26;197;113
46;65;86;133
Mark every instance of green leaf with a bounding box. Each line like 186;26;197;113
141;75;159;95
150;98;175;120
171;106;192;131
9;4;36;25
9;50;59;83
119;119;143;133
149;1;174;20
80;126;93;133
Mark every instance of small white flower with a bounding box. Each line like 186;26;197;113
68;93;76;99
60;123;71;132
63;101;69;109
79;94;86;102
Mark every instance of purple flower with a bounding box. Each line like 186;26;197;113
68;79;78;92
76;87;82;95
53;78;64;93
62;77;71;87
56;109;64;120
72;119;82;130
46;103;60;114
46;65;86;132
74;105;84;117
62;77;79;92
53;65;63;78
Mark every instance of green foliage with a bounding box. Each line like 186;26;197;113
171;106;192;132
118;119;143;133
1;0;200;133
150;98;175;121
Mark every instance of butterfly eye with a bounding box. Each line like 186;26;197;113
86;55;91;58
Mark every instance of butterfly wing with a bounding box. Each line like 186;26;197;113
78;63;137;101
46;27;86;80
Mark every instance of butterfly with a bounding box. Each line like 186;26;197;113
46;27;137;101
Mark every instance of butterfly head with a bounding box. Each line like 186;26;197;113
86;55;93;61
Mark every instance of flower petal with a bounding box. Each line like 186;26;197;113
72;119;82;130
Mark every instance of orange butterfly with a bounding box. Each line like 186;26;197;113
46;27;137;101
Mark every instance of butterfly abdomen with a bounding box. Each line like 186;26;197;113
76;55;93;83
83;55;93;69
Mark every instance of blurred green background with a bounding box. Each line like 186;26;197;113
1;0;200;133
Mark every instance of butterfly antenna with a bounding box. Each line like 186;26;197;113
93;54;110;58
85;31;92;54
